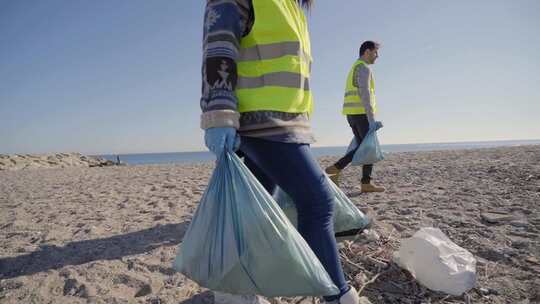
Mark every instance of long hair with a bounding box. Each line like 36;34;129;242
298;0;313;9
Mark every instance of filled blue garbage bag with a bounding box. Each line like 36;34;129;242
346;128;384;166
173;151;339;297
273;176;371;237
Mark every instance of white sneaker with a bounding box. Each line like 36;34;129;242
214;291;270;304
324;286;359;304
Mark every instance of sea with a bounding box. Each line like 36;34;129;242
98;139;540;166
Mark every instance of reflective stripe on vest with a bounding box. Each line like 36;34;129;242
342;60;377;115
238;41;311;64
238;72;310;90
236;0;312;113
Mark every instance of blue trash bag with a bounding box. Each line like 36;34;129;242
273;176;371;237
173;151;339;297
345;127;384;166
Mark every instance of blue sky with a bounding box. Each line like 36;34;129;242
1;0;539;154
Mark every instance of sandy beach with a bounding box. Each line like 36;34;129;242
1;145;539;304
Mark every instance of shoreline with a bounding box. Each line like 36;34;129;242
3;143;539;169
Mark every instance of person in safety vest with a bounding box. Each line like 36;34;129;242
200;1;360;304
325;41;386;193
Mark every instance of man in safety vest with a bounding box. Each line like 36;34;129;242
325;41;385;193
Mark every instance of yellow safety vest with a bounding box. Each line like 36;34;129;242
342;60;377;115
236;0;313;114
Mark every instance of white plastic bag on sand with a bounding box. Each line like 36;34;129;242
393;227;476;296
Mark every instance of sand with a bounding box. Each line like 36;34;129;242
1;145;539;304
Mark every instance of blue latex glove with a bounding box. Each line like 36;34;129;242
370;121;383;131
204;127;240;156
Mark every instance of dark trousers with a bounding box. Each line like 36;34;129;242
334;114;373;183
238;137;348;300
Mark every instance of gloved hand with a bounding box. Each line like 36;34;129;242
204;127;240;156
370;121;383;131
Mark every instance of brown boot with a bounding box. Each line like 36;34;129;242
328;173;340;185
325;165;341;175
361;182;385;193
325;165;341;185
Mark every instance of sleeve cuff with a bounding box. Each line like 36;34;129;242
200;110;240;130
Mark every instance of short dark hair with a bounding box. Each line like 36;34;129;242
359;41;380;56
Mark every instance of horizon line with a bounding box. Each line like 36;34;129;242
3;138;539;156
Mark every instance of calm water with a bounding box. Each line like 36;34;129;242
99;139;540;165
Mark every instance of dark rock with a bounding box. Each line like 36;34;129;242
476;248;506;261
478;287;499;296
397;208;414;215
392;222;407;232
509;237;530;249
135;284;152;297
63;278;89;298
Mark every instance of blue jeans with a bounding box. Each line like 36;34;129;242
239;137;348;300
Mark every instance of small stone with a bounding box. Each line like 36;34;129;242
508;236;530;249
134;283;152;297
127;260;135;270
398;209;414;215
478;287;490;295
511;240;529;249
510;220;529;228
477;248;506;261
392;222;407;232
63;279;89;298
488;288;499;295
501;247;518;256
63;279;77;295
481;212;514;224
526;256;539;264
146;297;162;304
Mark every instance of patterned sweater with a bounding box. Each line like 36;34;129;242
200;0;315;144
